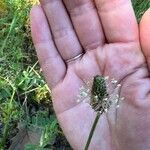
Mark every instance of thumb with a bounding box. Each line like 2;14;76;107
140;9;150;71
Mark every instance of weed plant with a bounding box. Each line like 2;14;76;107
0;0;150;149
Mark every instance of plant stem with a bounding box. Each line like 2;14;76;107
0;13;17;55
84;112;101;150
1;90;15;148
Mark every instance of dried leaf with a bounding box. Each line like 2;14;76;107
9;125;41;150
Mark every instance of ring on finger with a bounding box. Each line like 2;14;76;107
66;53;84;63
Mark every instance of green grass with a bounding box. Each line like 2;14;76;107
0;0;150;149
132;0;150;22
0;0;67;149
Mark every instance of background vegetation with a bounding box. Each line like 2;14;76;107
0;0;150;149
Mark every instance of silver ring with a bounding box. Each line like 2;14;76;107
66;53;84;63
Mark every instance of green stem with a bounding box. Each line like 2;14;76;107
0;14;17;55
84;112;101;150
1;119;10;148
0;90;16;148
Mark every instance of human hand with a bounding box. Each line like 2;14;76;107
30;0;150;149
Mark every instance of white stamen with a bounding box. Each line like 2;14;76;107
81;91;88;97
117;84;121;87
111;78;118;84
105;76;109;80
104;109;108;112
116;105;120;108
103;98;108;101
120;97;125;101
114;98;119;103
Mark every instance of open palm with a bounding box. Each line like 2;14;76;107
31;0;150;149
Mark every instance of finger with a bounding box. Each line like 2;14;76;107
40;0;83;61
140;9;150;71
30;5;66;88
95;0;139;43
63;0;105;51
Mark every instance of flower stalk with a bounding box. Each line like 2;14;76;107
84;112;101;150
78;75;123;150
